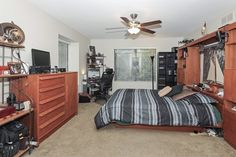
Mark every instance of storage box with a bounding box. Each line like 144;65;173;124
0;106;16;118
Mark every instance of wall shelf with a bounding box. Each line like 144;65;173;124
226;42;236;45
0;108;33;126
0;74;28;78
0;35;34;156
0;41;25;48
14;147;30;157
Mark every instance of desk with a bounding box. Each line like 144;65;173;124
87;78;100;96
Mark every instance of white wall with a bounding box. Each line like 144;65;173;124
91;37;181;92
185;8;236;39
0;0;90;92
184;8;236;85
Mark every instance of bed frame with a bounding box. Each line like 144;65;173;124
114;122;223;133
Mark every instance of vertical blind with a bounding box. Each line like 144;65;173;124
114;49;156;81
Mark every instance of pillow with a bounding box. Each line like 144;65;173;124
172;88;197;101
158;86;172;97
179;93;218;104
165;85;183;97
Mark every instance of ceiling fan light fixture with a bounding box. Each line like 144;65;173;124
128;27;140;34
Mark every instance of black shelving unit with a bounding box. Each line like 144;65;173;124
85;55;105;94
157;52;177;90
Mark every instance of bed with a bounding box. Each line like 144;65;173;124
94;89;222;130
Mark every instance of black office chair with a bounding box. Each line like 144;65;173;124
95;68;114;101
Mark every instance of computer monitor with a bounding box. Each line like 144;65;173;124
88;68;100;79
32;49;51;67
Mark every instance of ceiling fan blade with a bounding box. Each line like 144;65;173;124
120;17;130;24
140;28;155;34
140;20;162;27
105;27;126;30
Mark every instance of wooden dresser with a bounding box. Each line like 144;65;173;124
12;72;78;143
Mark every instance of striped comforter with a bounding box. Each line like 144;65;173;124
94;89;218;129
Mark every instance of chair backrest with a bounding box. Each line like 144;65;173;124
100;68;114;88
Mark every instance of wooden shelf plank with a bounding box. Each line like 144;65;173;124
226;42;236;45
178;32;217;49
0;41;25;48
14;147;30;157
178;23;231;50
0;74;28;78
186;85;224;103
225;22;236;31
0;109;33;126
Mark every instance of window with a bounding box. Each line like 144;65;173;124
58;41;69;70
114;49;156;81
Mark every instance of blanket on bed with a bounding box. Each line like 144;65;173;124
94;89;219;129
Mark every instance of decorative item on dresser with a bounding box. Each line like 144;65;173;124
11;72;78;143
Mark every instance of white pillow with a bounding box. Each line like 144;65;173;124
158;86;172;97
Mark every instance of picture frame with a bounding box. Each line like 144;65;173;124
7;62;21;74
89;46;96;56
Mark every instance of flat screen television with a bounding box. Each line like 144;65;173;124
32;49;51;67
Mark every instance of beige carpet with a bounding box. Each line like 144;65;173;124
27;103;236;157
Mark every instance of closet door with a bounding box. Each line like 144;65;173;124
65;72;78;118
185;47;200;85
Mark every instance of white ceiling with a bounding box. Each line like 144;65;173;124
28;0;236;39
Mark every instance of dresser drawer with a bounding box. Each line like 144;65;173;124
38;94;65;113
39;75;65;89
39;85;65;101
39;103;65;125
38;111;65;140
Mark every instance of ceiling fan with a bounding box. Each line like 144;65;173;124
106;13;162;36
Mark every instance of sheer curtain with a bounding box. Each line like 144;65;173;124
202;48;224;84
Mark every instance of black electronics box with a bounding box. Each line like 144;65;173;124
58;68;66;72
29;66;50;74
